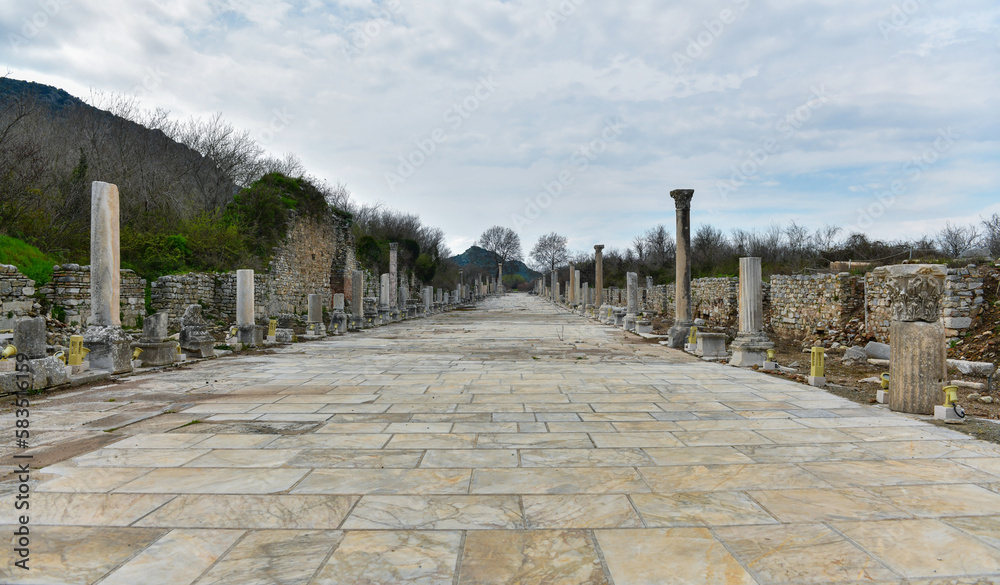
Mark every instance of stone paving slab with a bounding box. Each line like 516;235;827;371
2;294;1000;584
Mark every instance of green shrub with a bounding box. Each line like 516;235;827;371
0;234;57;284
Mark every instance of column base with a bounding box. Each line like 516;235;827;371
729;333;773;367
807;376;827;387
83;325;133;374
135;340;179;367
238;324;264;347
667;322;693;349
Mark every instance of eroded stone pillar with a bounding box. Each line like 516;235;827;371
83;182;132;373
307;293;325;336
329;293;348;335
594;245;604;309
625;272;639;330
668;189;694;348
551;270;558;302
881;264;948;415
730;257;773;367
568;263;575;304
581;282;589;314
389;243;398;311
236;269;262;346
351;270;365;328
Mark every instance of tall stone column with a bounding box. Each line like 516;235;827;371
880;264;948;415
574;270;582;307
551;270;558;302
730;257;773;366
236;269;262;345
594;245;604;309
668;189;694;348
389;242;398;310
83;181;132;373
625;272;639;330
567;263;575;304
581;282;589;314
351;270;365;328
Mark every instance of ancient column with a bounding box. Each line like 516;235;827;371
389;242;398;311
236;269;261;345
329;293;348;335
551;270;558;301
881;264;948;415
83;182;132;373
581;282;589;313
423;286;432;313
625;272;639;330
730;257;773;367
307;293;324;335
594;245;604;308
351;270;365;327
400;282;409;317
668;189;694;348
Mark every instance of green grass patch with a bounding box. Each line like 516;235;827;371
0;234;58;284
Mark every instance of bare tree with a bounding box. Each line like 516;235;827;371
478;225;522;280
641;224;675;267
530;232;568;272
936;221;980;257
981;213;1000;256
812;223;842;256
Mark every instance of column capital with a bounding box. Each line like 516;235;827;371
389;242;398;252
877;264;946;322
594;244;604;252
670;189;694;210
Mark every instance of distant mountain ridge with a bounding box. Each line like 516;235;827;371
449;245;541;282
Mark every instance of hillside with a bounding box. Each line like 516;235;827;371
449;246;542;282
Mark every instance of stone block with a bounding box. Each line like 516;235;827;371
13;317;47;359
142;311;170;342
83;325;133;374
934;404;966;423
135;340;178;367
943;316;972;329
696;332;728;359
864;341;891;360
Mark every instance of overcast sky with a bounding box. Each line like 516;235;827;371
4;0;999;257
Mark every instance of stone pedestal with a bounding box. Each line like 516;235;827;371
84;325;132;373
696;332;728;358
934;404;965;423
13;317;46;359
667;189;694;348
329;293;348;336
881;264;948;415
730;257;773;367
84;182;132;373
636;319;653;334
135;311;177;366
306;294;325;337
179;305;215;358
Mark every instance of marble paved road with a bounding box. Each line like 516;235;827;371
3;294;1000;584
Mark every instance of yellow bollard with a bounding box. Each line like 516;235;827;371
54;351;66;364
880;373;890;390
810;347;825;378
688;326;698;346
766;349;776;361
268;319;277;337
68;335;87;366
133;347;144;360
2;345;17;359
942;385;959;407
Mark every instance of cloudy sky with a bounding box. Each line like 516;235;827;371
4;0;999;257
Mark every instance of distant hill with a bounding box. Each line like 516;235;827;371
0;78;87;111
449;246;542;282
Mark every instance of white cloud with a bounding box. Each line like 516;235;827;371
3;0;998;255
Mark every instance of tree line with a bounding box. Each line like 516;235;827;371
528;216;1000;289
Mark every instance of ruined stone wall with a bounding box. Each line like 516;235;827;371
865;265;984;343
151;211;356;325
0;265;35;329
768;273;863;338
43;265;146;328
